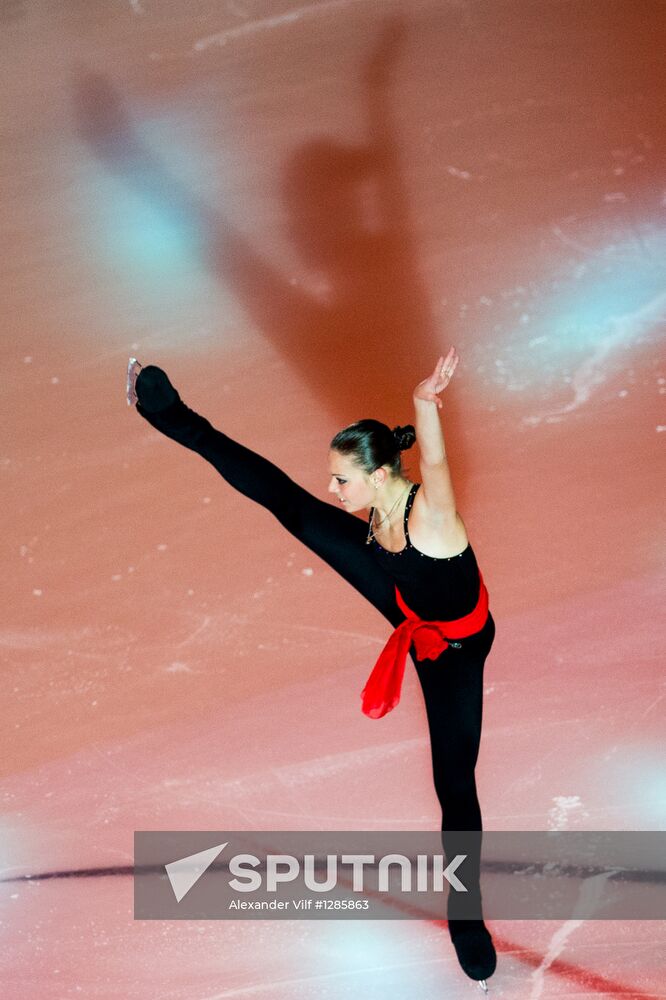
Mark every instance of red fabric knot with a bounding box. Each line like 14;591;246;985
360;571;489;719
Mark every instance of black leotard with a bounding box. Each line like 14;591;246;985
369;482;482;622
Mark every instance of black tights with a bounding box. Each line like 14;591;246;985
136;367;495;927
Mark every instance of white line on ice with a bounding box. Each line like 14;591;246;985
194;953;452;1000
551;224;647;264
529;919;584;1000
528;868;622;999
640;689;666;719
287;622;384;646
193;0;367;52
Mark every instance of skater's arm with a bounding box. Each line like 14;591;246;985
412;350;459;521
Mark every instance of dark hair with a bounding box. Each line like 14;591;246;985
330;419;416;477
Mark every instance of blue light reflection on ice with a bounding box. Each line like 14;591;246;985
84;116;213;315
313;921;425;994
482;227;666;400
593;745;666;828
550;258;665;355
613;750;666;827
114;191;198;271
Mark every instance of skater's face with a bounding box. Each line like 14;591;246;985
327;450;375;511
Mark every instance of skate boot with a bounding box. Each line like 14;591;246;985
448;919;496;990
129;361;180;413
447;887;496;991
128;359;216;453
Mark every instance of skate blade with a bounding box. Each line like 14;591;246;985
477;980;489;993
126;357;142;407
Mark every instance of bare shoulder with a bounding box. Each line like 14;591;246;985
408;487;469;558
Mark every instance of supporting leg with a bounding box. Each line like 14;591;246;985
415;615;497;986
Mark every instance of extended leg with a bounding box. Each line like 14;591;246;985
134;365;401;627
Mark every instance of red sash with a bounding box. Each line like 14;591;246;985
361;572;489;719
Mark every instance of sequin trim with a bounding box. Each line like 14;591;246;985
369;484;469;561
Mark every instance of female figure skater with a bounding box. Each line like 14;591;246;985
129;348;497;991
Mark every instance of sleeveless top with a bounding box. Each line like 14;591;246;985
368;482;482;622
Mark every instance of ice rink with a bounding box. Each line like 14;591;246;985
2;0;664;996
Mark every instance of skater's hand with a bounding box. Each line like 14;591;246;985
413;348;459;408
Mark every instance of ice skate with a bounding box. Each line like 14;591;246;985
127;361;210;451
126;357;142;407
448;919;497;988
129;362;181;414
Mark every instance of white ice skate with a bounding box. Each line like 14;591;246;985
126;357;143;407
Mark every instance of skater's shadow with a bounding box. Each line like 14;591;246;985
73;17;438;421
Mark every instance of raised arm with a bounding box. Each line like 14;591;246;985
412;348;460;521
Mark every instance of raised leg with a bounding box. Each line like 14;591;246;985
133;365;402;627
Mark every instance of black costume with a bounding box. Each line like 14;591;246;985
135;366;497;982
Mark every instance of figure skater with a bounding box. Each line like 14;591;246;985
128;348;497;991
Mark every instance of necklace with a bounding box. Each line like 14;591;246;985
366;483;411;545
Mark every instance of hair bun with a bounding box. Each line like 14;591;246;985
391;424;416;452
